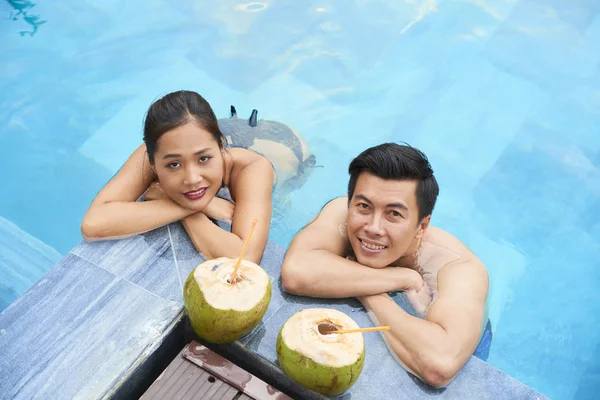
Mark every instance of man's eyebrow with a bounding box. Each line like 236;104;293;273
162;148;212;159
387;202;408;211
355;194;408;211
354;194;373;204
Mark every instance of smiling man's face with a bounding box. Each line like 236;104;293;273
346;171;425;269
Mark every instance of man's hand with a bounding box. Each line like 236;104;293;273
395;267;425;292
358;268;432;317
388;267;433;317
404;281;433;317
347;255;428;297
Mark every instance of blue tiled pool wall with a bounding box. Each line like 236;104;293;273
1;1;599;399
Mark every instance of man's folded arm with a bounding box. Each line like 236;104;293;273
360;260;489;387
281;197;422;298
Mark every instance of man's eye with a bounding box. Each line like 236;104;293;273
358;203;369;209
391;210;401;218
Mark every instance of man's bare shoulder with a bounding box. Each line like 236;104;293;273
287;196;349;256
426;227;489;301
426;226;485;266
424;226;488;297
425;228;489;331
308;196;348;227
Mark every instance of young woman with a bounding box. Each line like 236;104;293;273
81;90;274;264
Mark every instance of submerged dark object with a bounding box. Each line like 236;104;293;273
219;106;319;194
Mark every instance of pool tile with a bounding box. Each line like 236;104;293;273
167;221;205;289
71;226;182;303
0;253;181;400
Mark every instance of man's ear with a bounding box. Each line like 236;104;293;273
416;215;431;238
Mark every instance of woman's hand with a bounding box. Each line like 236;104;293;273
203;196;235;222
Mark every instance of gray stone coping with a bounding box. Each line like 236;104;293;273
0;221;548;400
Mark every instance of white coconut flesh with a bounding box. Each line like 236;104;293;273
281;308;364;367
193;257;270;312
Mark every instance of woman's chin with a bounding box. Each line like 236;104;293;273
187;203;209;213
176;197;209;212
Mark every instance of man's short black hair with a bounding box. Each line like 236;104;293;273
348;143;439;221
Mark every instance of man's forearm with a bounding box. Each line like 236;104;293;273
360;294;459;387
281;250;421;298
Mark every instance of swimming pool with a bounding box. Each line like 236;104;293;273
1;0;598;398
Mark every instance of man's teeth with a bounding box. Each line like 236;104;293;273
361;240;386;250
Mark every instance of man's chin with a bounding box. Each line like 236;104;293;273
355;254;389;269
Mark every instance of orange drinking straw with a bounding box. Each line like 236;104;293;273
329;326;391;334
229;218;257;283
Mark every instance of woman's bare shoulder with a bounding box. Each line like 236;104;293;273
228;147;265;165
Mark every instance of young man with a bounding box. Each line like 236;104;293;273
281;143;490;387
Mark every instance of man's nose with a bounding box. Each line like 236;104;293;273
364;213;385;236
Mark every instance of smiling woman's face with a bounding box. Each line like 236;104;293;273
346;171;423;269
152;121;224;211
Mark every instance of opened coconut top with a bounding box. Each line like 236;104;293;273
281;308;364;367
194;257;270;312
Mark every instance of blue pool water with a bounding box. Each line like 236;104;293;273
1;0;599;398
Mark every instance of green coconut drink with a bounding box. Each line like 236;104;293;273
183;257;271;344
276;308;365;396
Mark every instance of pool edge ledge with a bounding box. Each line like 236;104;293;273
1;237;550;400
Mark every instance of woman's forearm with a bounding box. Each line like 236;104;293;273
182;212;257;262
81;199;196;240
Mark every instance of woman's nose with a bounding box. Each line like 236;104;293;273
183;165;203;187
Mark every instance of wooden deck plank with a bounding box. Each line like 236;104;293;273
171;362;208;400
219;385;241;400
141;341;292;400
183;342;291;400
179;368;214;399
141;353;240;400
141;355;189;399
203;377;228;399
157;361;199;400
208;381;230;399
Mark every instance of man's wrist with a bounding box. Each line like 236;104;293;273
358;293;386;306
395;267;423;291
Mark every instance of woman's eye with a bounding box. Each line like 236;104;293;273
167;162;181;169
199;156;211;163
